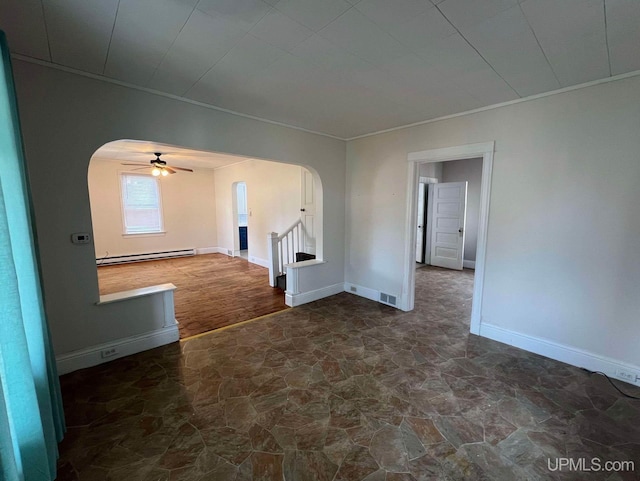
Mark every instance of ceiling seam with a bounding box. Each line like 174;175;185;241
102;0;120;75
147;2;200;87
349;4;489;113
39;0;53;63
11;53;345;140
603;0;613;77
180;5;276;98
518;4;561;88
276;1;355;33
433;3;520;98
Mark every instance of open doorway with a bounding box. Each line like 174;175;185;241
416;158;483;270
404;142;494;335
87;139;323;338
234;181;249;260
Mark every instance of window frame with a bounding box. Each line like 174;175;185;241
119;172;165;236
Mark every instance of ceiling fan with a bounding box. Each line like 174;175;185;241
122;152;194;177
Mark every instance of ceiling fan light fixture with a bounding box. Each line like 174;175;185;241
161;168;169;177
152;167;161;176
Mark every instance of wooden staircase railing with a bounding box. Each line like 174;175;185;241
267;219;306;287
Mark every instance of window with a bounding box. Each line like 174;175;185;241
120;173;164;234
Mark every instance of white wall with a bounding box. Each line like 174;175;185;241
441;157;482;262
214;160;305;264
13;60;345;357
346;75;640;369
88;158;217;257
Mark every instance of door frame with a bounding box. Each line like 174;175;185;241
419;176;438;265
403;142;494;335
231;181;247;257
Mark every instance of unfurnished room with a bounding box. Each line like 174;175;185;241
1;1;639;480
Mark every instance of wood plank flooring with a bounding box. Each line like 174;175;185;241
97;254;287;338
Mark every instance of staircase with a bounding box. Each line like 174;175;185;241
268;220;315;290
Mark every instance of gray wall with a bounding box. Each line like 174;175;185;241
441;157;482;263
13;60;346;356
346;74;640;368
419;161;442;180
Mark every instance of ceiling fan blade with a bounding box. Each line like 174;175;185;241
131;167;150;171
164;167;177;174
122;163;146;166
170;166;194;172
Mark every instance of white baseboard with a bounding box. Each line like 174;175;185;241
480;323;640;387
197;247;232;255
249;256;269;268
344;283;406;309
344;283;379;302
56;323;180;375
463;260;476;269
196;247;220;255
285;283;344;307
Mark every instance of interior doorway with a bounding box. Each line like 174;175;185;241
416;158;483;271
415;176;438;265
87;140;316;338
404;142;494;335
235;181;248;260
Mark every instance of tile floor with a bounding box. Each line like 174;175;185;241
57;267;640;480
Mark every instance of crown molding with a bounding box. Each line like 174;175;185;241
346;69;640;141
11;54;346;141
12;53;640;144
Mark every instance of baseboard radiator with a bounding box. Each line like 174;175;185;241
96;248;196;266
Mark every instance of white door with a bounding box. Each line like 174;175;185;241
416;182;427;263
301;168;316;255
430;182;467;270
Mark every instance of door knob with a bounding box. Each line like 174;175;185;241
300;208;306;212
458;228;463;233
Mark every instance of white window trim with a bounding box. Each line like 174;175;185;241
119;172;165;236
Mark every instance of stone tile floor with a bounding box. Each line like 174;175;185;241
57;267;640;480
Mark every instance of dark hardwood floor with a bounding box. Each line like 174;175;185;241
97;254;287;338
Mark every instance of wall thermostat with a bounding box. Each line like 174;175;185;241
71;233;91;244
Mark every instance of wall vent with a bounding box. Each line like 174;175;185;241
350;285;357;292
379;292;397;306
227;249;233;255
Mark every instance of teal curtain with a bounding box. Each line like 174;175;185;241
0;31;65;481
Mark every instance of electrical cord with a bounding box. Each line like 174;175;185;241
584;370;640;400
97;251;109;265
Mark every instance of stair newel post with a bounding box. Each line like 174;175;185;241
267;232;278;287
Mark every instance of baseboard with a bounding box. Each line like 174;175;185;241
344;283;404;309
344;283;379;302
196;247;220;255
56;323;180;375
285;283;344;307
480;323;640;387
463;260;476;269
249;256;269;268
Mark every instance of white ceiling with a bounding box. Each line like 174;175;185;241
92;139;250;170
1;0;638;139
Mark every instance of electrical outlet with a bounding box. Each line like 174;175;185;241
616;369;639;384
350;286;357;292
101;347;118;359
